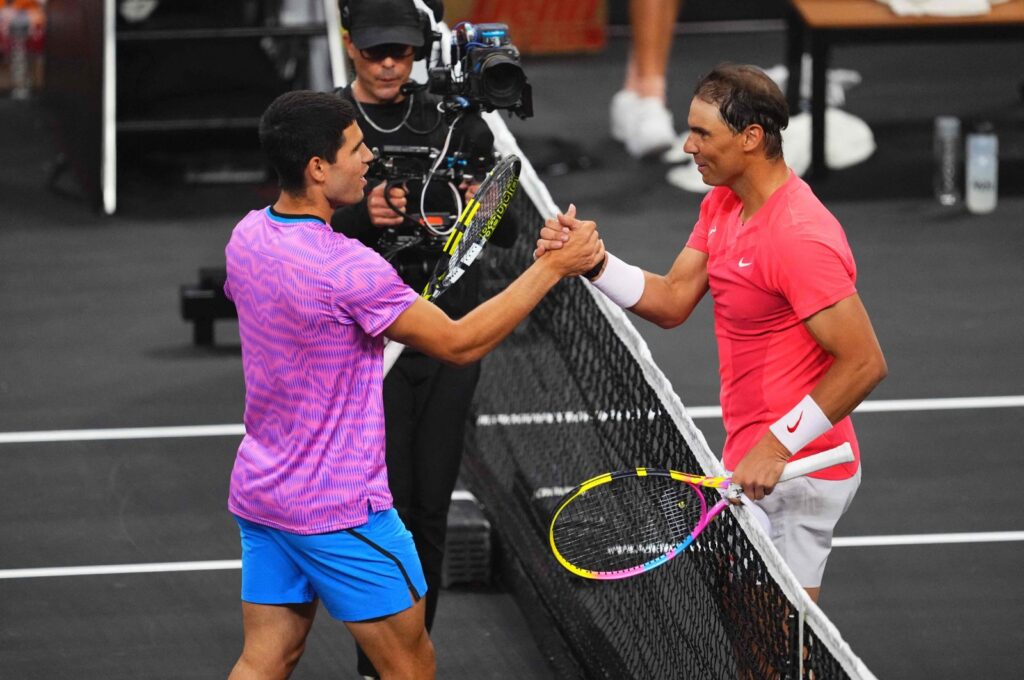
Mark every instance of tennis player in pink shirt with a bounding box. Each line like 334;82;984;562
224;90;603;680
537;64;887;604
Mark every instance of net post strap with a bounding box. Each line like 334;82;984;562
482;110;878;680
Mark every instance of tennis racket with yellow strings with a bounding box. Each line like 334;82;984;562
549;443;854;580
381;154;521;375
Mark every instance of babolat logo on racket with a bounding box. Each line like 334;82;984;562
481;176;519;240
607;543;675;556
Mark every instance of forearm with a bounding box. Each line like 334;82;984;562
586;246;708;328
441;258;562;364
810;351;888;425
761;352;886;465
628;271;705;328
390;212;602;362
767;298;888;456
391;258;564;366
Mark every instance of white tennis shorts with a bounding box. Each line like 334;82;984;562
749;466;861;588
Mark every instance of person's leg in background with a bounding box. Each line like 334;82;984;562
408;360;481;630
610;0;683;158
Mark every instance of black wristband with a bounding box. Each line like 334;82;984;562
582;254;608;281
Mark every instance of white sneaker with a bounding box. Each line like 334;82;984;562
609;89;638;142
610;90;679;158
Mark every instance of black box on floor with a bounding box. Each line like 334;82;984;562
443;495;492;588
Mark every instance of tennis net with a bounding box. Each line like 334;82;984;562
460;113;878;680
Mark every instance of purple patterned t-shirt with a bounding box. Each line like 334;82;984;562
224;207;418;534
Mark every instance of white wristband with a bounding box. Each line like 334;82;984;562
591;253;645;309
768;394;832;455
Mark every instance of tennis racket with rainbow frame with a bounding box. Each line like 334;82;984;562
381;154;522;376
549;443;854;580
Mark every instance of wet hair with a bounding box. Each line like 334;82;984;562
693;63;788;159
259;90;357;192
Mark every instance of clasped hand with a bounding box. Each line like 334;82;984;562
534;204;606;278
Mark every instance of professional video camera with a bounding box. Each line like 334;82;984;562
428;22;533;119
367;144;496;189
365;144;499;260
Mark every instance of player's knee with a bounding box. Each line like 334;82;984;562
415;630;436;680
234;643;305;680
392;627;435;680
261;635;307;674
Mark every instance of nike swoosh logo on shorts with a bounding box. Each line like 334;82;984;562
738;258;753;268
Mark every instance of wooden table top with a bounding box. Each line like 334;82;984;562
790;0;1024;29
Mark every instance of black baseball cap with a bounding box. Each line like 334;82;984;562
346;0;424;50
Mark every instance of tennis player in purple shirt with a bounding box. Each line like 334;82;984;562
223;90;603;680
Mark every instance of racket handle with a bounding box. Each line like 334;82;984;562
381;339;406;377
777;442;855;482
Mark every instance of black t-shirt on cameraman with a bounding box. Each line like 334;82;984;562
330;85;518;321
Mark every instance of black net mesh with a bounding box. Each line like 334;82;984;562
462;190;858;680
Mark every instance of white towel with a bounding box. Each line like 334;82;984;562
880;0;992;17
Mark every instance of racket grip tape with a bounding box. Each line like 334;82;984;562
777;442;854;482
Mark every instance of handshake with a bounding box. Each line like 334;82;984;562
533;204;608;280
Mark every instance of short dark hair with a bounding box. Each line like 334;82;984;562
694;64;788;160
259;90;357;192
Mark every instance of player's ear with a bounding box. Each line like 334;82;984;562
307;156;327;184
742;124;765;153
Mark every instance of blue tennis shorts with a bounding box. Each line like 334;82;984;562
234;508;427;622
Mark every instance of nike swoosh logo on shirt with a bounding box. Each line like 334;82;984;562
786;412;804;433
738;258;753;268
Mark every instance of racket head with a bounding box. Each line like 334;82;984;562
549;468;711;580
421;154;521;301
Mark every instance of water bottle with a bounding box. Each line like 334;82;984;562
932;116;961;206
965;122;998;215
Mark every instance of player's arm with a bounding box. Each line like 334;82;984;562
732;293;887;500
535;213;709;327
627;247;710;328
384;219;604;365
803;293;888;423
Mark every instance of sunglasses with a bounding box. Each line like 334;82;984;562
358;44;415;62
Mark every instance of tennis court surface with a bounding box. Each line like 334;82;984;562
2;27;1023;679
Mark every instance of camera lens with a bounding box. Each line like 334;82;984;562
479;53;525;108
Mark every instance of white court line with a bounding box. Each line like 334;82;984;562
2;531;1020;580
2;396;1023;445
0;424;244;444
0;560;241;580
832;531;1024;548
851;395;1024;413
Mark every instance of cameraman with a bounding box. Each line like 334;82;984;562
331;2;517;677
